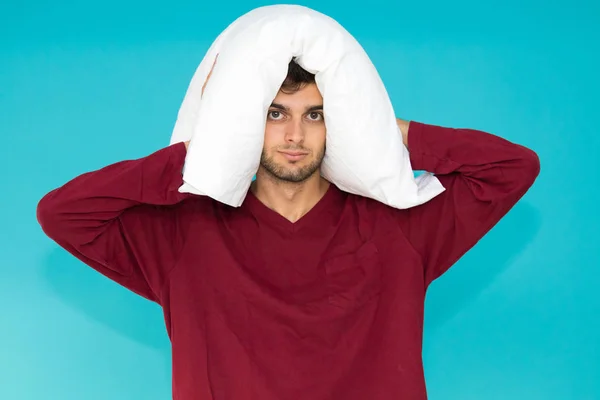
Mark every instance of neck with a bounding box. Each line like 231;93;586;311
250;169;330;223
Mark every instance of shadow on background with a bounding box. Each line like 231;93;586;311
425;200;542;333
41;247;171;352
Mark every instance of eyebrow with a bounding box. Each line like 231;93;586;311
269;102;324;112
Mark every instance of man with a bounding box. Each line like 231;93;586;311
37;58;540;399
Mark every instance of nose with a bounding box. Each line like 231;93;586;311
284;118;305;144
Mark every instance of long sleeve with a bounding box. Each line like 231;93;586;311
394;121;541;288
36;142;201;303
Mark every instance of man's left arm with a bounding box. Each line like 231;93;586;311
393;118;541;287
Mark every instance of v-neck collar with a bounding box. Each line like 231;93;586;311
243;183;343;234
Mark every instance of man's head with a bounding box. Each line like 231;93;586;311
258;59;326;183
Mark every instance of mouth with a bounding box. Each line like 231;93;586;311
279;150;309;162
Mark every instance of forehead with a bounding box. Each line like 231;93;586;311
271;83;323;106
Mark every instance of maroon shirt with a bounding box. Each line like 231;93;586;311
37;121;540;399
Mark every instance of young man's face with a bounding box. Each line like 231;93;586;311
259;83;326;183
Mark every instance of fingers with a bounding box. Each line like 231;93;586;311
201;54;219;97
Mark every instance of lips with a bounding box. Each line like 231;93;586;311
279;150;308;161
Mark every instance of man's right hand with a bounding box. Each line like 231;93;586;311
201;54;219;98
184;54;219;152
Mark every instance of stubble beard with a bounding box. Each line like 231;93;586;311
259;146;326;183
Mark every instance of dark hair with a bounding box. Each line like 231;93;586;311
280;58;316;94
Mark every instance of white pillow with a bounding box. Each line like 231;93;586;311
169;4;445;209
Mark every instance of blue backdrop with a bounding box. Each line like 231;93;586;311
1;0;598;398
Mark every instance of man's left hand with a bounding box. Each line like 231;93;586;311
396;118;410;148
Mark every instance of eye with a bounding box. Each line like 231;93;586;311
308;112;324;121
268;110;284;120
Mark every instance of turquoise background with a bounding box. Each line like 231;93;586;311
1;0;598;398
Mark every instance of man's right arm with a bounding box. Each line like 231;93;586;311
36;141;201;303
